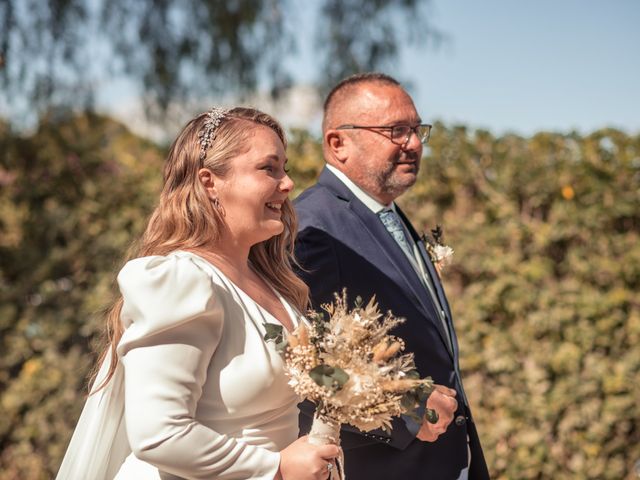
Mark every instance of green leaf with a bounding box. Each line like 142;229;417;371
308;311;329;352
401;392;417;411
275;337;288;354
307;310;326;323
309;364;349;391
399;376;435;423
425;408;439;424
263;323;287;352
404;369;420;380
264;323;283;341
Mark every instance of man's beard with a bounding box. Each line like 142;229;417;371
373;153;420;199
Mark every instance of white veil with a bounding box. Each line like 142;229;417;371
56;350;130;479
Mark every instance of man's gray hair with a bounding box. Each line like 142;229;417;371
323;72;401;113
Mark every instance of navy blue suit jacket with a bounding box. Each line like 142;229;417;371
294;167;489;479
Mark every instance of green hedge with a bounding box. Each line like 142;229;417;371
402;125;640;479
1;116;638;479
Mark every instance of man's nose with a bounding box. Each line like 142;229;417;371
403;128;423;152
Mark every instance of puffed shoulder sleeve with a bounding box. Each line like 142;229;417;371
117;254;222;354
115;254;280;480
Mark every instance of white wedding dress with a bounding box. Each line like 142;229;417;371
57;251;303;480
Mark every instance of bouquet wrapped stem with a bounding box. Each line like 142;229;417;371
308;415;344;479
308;414;340;446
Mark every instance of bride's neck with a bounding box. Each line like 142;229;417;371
187;245;252;280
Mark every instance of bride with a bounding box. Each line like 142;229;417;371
57;107;339;479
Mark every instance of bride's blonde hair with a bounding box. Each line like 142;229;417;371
92;107;308;392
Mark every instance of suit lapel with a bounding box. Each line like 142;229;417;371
398;208;454;321
350;200;432;309
416;240;453;318
318;169;454;357
398;208;459;359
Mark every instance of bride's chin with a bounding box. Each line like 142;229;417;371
256;221;284;240
271;221;285;235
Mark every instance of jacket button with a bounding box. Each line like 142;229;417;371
455;415;466;426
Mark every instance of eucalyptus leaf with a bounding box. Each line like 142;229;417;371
263;323;284;343
416;381;433;403
275;338;288;354
264;323;287;353
404;369;420;380
425;408;439;424
401;392;417;412
309;364;349;391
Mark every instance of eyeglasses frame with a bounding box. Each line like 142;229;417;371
335;123;432;145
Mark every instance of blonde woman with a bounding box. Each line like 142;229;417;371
57;107;339;480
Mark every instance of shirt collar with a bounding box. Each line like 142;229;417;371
325;163;394;214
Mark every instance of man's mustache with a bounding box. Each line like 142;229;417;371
394;154;420;165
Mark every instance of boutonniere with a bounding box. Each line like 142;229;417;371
421;225;454;276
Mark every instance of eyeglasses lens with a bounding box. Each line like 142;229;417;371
391;126;410;143
417;125;431;143
391;125;431;144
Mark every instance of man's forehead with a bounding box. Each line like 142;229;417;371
348;84;420;123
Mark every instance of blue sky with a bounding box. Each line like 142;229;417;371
98;0;640;140
401;0;640;135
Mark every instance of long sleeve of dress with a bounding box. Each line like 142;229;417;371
115;254;281;480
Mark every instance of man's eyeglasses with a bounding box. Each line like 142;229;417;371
336;124;432;145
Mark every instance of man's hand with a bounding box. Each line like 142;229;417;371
416;385;458;442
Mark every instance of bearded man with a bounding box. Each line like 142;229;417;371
294;73;490;480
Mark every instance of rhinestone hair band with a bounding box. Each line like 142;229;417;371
198;107;229;160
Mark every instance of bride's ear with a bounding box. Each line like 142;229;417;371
197;168;218;200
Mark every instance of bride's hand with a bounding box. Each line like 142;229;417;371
275;435;340;480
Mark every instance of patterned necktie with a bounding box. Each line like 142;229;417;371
378;208;454;355
379;211;464;406
378;209;414;259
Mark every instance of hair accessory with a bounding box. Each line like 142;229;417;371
198;107;229;160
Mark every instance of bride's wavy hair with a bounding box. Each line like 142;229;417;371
92;107;308;392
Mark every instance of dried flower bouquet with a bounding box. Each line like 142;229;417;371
265;292;435;479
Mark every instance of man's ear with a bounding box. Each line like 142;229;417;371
325;130;349;164
197;168;218;199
